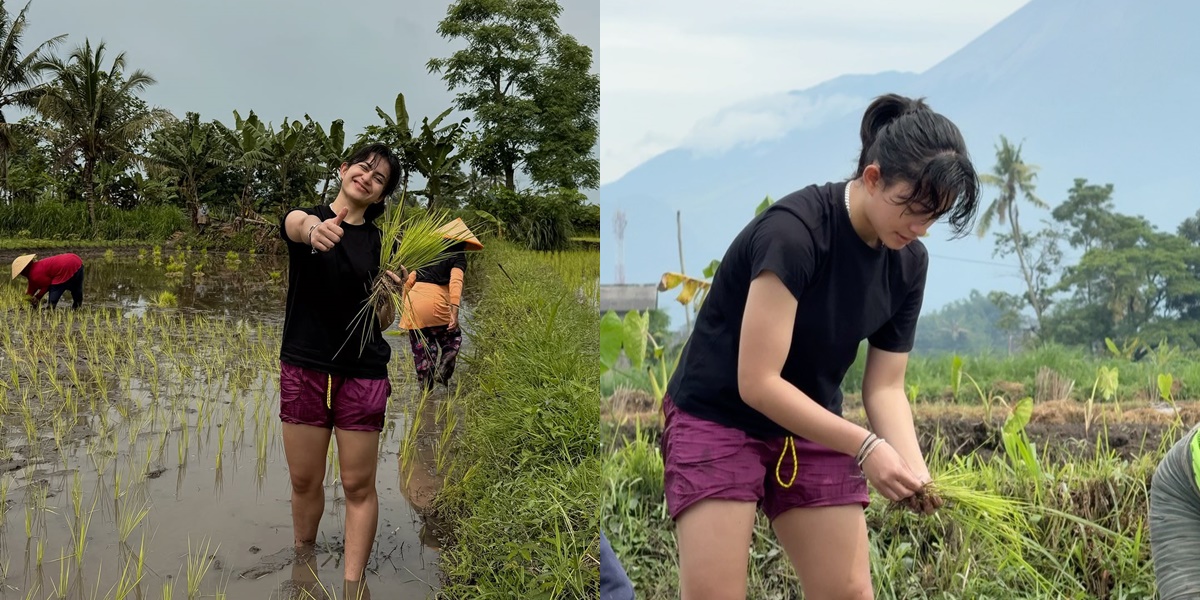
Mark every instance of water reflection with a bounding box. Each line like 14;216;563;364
74;248;290;318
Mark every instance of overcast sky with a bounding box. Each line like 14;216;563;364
18;0;597;179
600;0;1032;185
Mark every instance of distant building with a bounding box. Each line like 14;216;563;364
600;284;658;318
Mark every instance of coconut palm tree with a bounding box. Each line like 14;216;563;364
977;135;1049;331
0;1;64;151
36;38;169;225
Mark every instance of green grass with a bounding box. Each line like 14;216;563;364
434;241;600;599
0;238;152;250
835;342;1200;404
0;202;189;241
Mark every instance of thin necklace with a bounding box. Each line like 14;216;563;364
844;180;853;217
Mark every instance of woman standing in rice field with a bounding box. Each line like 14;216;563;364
399;218;482;391
661;94;980;599
277;142;407;589
1150;423;1200;599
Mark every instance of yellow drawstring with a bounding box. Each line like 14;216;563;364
326;374;332;410
775;436;797;488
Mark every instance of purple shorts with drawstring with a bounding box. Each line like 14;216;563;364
662;394;870;522
279;362;391;431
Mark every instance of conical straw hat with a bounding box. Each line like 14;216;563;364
438;218;483;251
11;254;35;280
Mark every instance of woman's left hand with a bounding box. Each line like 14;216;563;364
901;470;943;515
385;266;408;284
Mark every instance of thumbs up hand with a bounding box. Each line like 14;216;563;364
309;207;349;253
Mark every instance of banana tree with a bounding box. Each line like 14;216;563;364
263;117;321;216
411;109;470;211
145;111;226;228
664;195;773;322
600;309;679;407
358;92;419;197
215;110;271;228
307;115;345;201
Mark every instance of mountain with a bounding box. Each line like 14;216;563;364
599;0;1200;326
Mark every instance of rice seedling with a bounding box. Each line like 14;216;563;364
70;494;99;566
116;497;149;544
184;536;217;599
50;548;72;599
343;206;458;358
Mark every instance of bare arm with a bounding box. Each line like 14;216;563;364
283;210;322;246
861;346;929;482
737;271;871;456
738;271;926;501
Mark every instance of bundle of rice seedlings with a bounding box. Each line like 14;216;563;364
341;204;459;357
889;461;1062;594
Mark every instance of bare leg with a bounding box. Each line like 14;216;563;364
335;428;381;581
772;504;873;600
676;499;757;600
282;423;333;547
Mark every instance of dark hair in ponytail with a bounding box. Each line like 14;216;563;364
855;94;980;238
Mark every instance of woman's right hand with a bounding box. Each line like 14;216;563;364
860;440;926;502
309;208;348;252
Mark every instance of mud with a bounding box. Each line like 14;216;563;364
0;252;464;599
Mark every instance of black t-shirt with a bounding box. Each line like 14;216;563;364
414;242;468;285
666;181;927;439
278;205;390;379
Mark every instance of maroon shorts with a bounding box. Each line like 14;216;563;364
279;362;391;432
662;394;869;522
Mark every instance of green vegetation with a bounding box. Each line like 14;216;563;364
435;241;599;598
0;0;597;253
601;306;1196;598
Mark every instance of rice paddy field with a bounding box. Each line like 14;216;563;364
0;246;458;599
602;340;1200;599
0;240;601;600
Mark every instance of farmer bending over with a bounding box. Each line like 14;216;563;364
11;253;85;309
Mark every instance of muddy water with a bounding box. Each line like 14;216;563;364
0;249;461;599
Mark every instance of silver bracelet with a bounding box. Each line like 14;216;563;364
857;438;886;468
307;223;319;254
854;432;877;464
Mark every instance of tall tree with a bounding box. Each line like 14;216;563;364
411;109;470;211
0;0;64;155
522;30;598;190
145;111;226;228
977;135;1050;332
215;110;271;227
427;0;598;191
37;39;167;225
